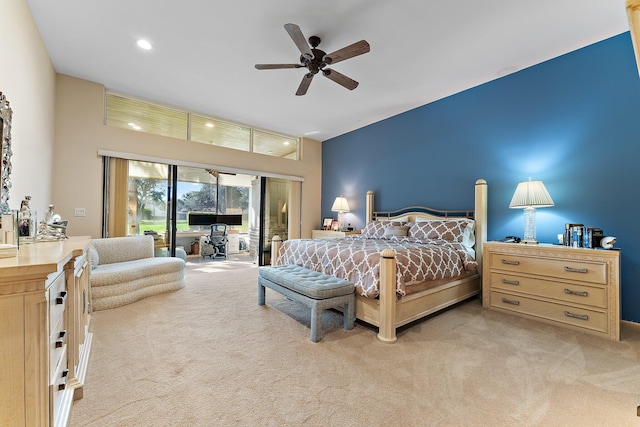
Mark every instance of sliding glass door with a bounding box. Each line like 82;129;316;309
106;158;256;257
127;161;172;254
249;177;289;265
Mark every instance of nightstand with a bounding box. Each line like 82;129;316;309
311;230;360;239
483;242;620;341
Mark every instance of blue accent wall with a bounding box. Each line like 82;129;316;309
322;33;640;323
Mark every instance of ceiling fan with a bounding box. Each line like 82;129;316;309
255;23;370;96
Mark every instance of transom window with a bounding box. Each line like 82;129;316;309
105;92;299;160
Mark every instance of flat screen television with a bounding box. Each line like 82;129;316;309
216;214;243;226
187;212;242;226
187;212;217;226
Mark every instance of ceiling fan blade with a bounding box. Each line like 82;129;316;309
284;23;313;60
296;73;314;96
322;69;359;90
323;40;370;65
255;64;303;70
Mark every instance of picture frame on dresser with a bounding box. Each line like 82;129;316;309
322;217;333;230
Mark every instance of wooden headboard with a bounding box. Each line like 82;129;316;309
364;179;488;273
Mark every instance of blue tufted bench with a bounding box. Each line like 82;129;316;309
258;264;355;342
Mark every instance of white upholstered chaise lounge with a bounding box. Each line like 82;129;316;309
89;235;185;311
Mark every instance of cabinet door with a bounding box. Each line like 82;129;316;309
0;294;26;425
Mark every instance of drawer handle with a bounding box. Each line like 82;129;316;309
55;330;67;348
58;369;69;391
501;297;520;306
501;278;520;285
564;311;589;321
564;266;588;274
56;291;68;305
501;259;520;266
564;288;588;297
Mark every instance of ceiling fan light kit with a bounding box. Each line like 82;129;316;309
255;23;370;96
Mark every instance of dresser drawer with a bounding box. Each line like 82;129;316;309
50;346;69;426
48;272;67;328
490;291;608;334
49;314;67;382
488;252;607;285
488;272;607;309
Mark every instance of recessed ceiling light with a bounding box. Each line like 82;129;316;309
283;141;290;145
136;39;153;50
206;123;215;128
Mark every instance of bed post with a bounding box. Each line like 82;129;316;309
271;236;282;266
474;179;487;275
366;190;374;224
377;248;397;343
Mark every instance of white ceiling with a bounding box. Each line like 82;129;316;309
26;0;630;142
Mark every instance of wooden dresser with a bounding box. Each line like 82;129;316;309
0;237;92;426
483;242;620;341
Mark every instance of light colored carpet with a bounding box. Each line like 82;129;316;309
69;259;640;426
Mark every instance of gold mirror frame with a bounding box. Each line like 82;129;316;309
0;92;13;214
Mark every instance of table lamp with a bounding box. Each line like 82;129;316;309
509;178;554;244
331;196;350;231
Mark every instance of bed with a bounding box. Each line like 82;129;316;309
270;179;487;343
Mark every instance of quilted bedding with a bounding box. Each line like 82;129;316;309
275;235;478;299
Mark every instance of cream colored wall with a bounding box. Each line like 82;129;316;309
1;0;56;216
53;74;322;239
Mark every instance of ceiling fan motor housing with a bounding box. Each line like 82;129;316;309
301;47;327;74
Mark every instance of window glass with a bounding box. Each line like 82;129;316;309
106;94;188;140
106;92;299;160
127;161;170;256
190;115;250;152
253;130;299;159
177;167;251;233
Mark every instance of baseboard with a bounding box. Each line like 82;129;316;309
73;331;93;401
621;319;640;331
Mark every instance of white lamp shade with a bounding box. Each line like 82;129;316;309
331;196;350;212
509;179;554;209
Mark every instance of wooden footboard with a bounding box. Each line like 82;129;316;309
355;261;481;342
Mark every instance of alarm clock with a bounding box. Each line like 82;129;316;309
600;236;616;250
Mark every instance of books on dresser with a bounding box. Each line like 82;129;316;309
563;223;603;249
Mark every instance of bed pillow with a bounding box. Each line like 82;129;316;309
408;219;473;243
415;217;475;247
383;225;409;238
461;221;475;250
362;221;406;238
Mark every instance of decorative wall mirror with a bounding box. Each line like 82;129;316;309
0;92;13;214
